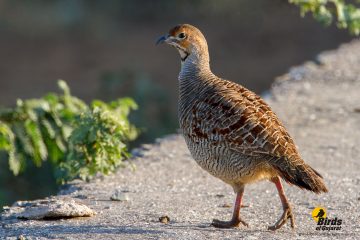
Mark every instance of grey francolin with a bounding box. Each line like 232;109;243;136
156;24;328;230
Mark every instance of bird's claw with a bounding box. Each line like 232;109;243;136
268;207;295;231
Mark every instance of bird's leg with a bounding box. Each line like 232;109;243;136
268;176;295;230
211;185;249;228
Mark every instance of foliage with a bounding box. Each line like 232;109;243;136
59;99;137;183
290;0;360;35
0;80;138;183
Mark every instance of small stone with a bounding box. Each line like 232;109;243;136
215;194;225;198
110;189;129;201
74;195;88;199
353;107;360;113
18;235;26;240
220;203;232;208
159;215;170;224
2;206;10;211
141;144;153;150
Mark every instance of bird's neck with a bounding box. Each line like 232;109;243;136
178;52;215;109
179;51;212;84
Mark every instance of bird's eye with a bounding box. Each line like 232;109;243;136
178;32;186;39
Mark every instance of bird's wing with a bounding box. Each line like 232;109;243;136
190;79;299;160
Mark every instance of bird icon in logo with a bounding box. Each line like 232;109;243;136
315;209;325;218
312;207;327;222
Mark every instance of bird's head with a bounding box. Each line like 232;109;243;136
156;24;209;63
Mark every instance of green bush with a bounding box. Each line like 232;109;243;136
0;80;138;184
290;0;360;35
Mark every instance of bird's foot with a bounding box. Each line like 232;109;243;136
211;217;249;228
268;207;295;231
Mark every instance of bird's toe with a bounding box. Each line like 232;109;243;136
268;207;295;231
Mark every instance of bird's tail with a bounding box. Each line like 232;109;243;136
271;157;328;194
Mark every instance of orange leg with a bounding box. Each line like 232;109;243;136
211;185;249;228
268;176;295;230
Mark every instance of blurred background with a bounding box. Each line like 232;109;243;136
0;0;353;208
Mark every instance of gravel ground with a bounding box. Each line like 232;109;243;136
1;40;360;240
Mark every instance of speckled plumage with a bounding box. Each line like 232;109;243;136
158;24;328;230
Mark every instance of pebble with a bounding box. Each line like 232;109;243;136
17;235;26;240
220;203;232;208
110;189;130;201
159;215;170;224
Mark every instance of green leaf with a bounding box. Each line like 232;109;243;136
0;122;12;150
58;79;70;96
9;149;21;175
24;120;48;166
13;123;34;157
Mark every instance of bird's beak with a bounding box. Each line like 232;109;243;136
156;35;169;45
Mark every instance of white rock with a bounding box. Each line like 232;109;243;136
2;197;95;220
